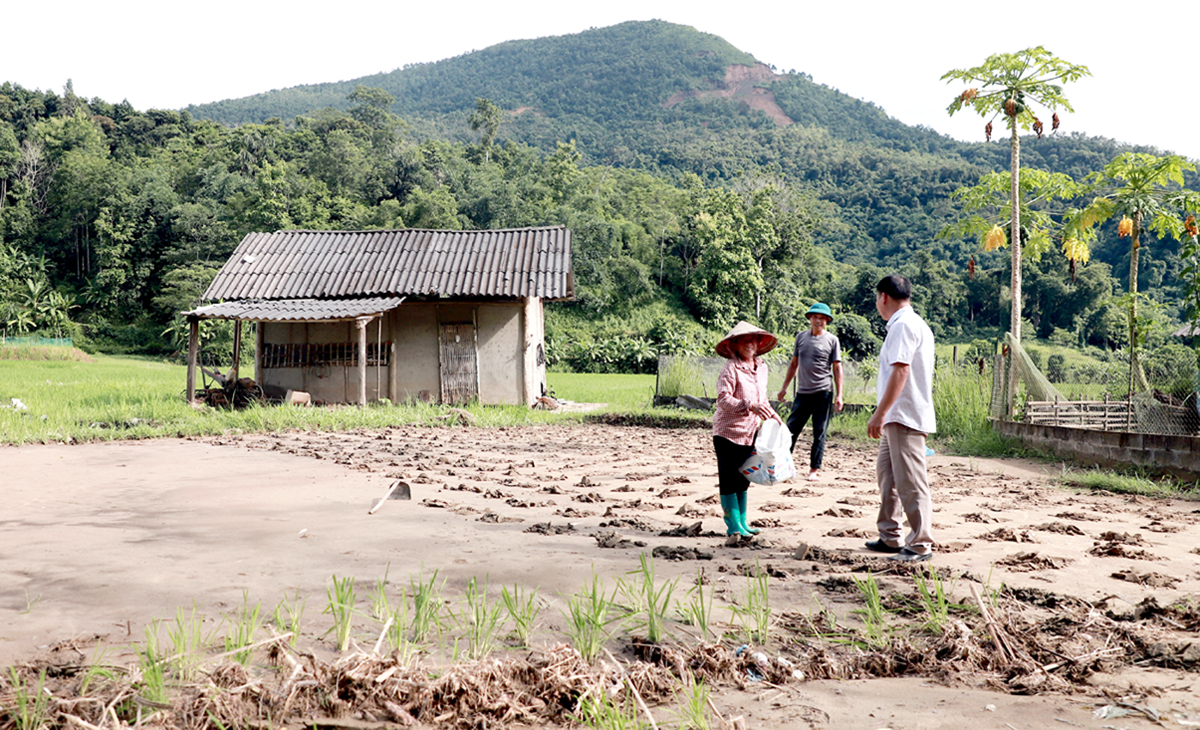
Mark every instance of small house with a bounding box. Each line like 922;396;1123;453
184;226;574;406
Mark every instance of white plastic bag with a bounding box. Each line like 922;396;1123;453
739;419;796;485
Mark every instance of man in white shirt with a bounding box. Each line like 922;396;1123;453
865;275;936;562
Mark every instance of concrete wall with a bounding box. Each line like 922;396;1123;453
389;305;441;402
258;301;536;405
475;303;522;405
993;419;1200;480
259;321;387;403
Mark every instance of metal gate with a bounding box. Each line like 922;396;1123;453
439;323;478;404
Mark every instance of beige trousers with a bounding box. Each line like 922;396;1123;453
875;422;933;555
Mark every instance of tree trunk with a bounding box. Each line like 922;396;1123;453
1009;123;1022;340
1006;122;1022;417
1128;209;1149;395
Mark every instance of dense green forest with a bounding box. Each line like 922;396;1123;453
2;20;1196;371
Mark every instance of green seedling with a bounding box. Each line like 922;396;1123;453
224;591;263;665
671;672;712;730
500;584;542;647
272;590;306;645
368;563;392;621
618;553;679;643
79;643;116;695
167;606;211;679
458;576;505;661
914;566;955;635
574;689;646;730
324;575;357;651
385;585;417;663
563;574;618;662
852;572;889;648
8;668;51;730
137;622;169;706
19;589;42;615
730;562;770;644
410;567;445;643
677;571;715;641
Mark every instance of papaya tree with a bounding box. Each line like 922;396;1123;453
1064;152;1200;391
941;167;1087;274
942;48;1090;342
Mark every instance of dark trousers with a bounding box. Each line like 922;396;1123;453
786;390;834;469
713;435;754;495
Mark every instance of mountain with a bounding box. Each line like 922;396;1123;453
185;21;1175;274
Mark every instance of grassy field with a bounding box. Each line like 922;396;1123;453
0;351;1006;453
0;354;671;445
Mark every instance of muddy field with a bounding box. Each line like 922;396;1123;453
2;423;1198;729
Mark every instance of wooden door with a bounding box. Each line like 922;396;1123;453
439;323;478;404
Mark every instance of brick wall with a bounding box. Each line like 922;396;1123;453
992;419;1200;480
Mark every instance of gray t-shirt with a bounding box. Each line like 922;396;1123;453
791;331;841;394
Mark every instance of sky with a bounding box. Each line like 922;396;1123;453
5;0;1196;160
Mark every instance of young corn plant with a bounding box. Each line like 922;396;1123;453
8;668;51;730
676;572;715;641
410;568;445;643
852;573;890;649
224;591;263;665
730;562;770;644
914;566;954;635
324;575;357;651
618;553;680;644
500;584;542;647
563;574;618;662
272;590;306;645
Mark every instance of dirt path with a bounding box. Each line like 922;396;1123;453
2;425;1198;728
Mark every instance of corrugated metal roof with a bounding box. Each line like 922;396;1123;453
185;297;405;322
203;226;574;302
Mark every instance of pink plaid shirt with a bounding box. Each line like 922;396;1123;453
713;357;769;445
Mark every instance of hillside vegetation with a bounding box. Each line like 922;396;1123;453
1;21;1195;371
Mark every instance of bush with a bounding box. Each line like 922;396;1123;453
832;313;880;361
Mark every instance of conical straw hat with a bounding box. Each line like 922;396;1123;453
715;321;779;359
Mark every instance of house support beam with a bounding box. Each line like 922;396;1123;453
230;319;242;381
356;316;370;407
186;317;200;404
522;296;538;405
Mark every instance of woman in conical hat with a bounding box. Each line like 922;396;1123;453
712;321;780;540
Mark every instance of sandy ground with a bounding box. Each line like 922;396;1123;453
2;423;1199;729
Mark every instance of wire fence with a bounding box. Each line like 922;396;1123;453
0;335;74;347
992;333;1200;436
655;353;877;405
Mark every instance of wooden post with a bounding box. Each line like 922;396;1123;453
254;321;263;384
356;317;369;407
953;345;958;369
230;319;242;382
1053;395;1059;426
1103;393;1109;431
186;317;199;404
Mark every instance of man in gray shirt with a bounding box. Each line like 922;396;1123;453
776;303;844;481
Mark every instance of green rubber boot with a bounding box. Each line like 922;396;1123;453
720;493;750;536
736;490;760;535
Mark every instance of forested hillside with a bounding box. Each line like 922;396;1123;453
2;21;1196;370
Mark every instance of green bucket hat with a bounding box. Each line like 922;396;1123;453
805;302;833;321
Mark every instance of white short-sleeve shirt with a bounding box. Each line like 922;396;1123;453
876;305;936;434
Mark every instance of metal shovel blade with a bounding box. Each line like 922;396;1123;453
368;480;412;514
